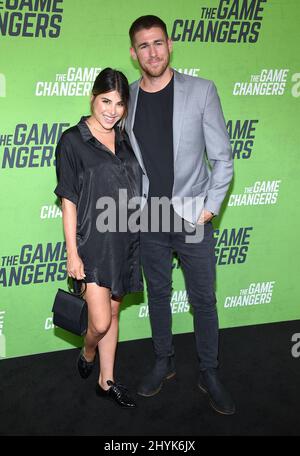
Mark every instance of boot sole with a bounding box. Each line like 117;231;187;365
96;392;136;409
137;372;176;397
198;383;236;415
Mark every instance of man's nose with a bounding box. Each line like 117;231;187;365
149;44;157;57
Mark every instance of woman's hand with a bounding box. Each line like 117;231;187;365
67;251;86;280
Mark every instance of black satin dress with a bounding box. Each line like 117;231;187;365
54;116;143;297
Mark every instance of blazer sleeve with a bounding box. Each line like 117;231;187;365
202;81;233;215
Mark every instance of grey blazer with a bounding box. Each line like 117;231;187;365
126;69;233;224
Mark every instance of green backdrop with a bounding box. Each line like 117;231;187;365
1;0;299;358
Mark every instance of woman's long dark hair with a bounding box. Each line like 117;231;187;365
91;67;129;123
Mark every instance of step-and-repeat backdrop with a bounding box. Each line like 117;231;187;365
1;0;299;358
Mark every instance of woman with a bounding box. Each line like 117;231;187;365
54;68;143;408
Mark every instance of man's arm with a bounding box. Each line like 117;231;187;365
202;81;233;216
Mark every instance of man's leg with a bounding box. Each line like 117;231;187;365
173;221;235;415
138;231;176;396
172;221;218;369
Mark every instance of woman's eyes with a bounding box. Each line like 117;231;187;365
102;99;124;107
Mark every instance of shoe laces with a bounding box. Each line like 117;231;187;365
107;380;129;398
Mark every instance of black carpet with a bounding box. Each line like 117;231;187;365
1;320;299;436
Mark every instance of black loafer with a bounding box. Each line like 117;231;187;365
77;348;96;379
96;380;136;408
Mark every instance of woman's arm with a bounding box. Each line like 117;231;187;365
61;197;86;280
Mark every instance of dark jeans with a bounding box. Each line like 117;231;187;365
140;218;218;370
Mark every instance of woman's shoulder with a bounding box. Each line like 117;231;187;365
55;125;83;165
59;125;81;145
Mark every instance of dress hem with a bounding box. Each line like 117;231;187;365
84;277;143;298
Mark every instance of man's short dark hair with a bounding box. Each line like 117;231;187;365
129;15;168;45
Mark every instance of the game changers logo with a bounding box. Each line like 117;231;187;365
0;242;67;286
0;0;64;38
175;68;200;77
224;281;275;308
139;289;190;318
228;180;281;207
227;119;259;159
233;69;289;95
171;0;267;43
0;122;69;169
40;204;62;219
35;67;101;96
214;226;253;265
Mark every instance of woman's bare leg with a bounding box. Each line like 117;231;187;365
83;283;112;361
97;297;122;390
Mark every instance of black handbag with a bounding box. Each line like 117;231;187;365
52;278;88;336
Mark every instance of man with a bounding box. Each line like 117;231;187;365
127;15;235;415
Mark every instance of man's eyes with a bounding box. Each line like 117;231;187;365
140;42;163;49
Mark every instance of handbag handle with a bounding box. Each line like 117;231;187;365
67;277;87;298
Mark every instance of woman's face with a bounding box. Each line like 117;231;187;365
91;90;125;131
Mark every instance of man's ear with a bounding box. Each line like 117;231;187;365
167;38;173;54
130;46;137;60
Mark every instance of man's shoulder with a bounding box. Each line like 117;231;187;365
130;79;140;92
129;72;215;90
174;70;213;89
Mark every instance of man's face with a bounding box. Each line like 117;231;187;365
130;26;172;78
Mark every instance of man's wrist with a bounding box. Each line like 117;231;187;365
206;210;215;218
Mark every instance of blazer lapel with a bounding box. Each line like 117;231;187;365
173;70;187;163
128;70;186;170
127;80;147;174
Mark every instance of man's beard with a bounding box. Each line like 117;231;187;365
141;55;170;78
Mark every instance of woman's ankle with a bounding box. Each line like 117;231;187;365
83;346;96;362
99;376;114;391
